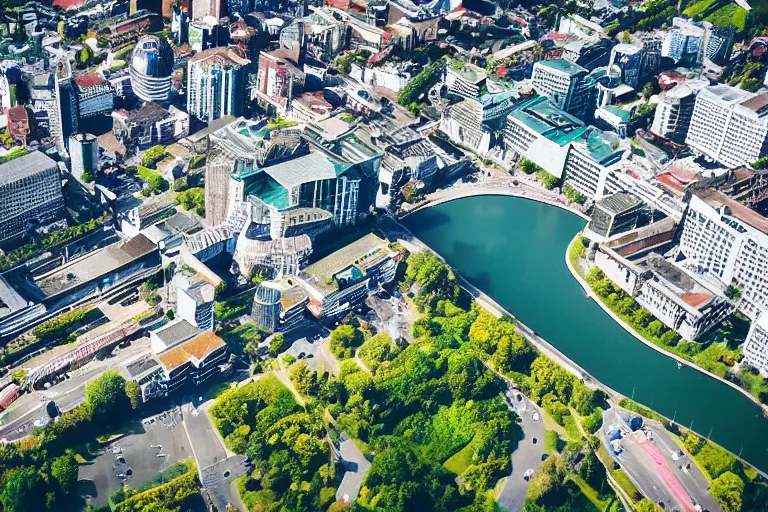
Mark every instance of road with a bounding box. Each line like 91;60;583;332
336;435;371;503
0;337;151;441
497;384;545;512
319;338;340;376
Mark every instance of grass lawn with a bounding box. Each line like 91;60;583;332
682;0;719;17
705;3;748;29
567;472;611;510
443;433;483;474
610;468;642;502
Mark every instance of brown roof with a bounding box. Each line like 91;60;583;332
680;292;713;309
74;72;107;87
696;188;768;234
157;331;226;371
189;47;250;69
741;92;768;113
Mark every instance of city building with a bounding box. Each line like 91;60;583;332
445;62;487;99
563;127;628;200
251;283;281;332
609;43;645;89
678;189;768;322
29;60;78;155
4;106;29;146
299;233;400;321
662;18;735;67
176;277;216;331
0;234;160;341
68;133;99;183
531;59;594;120
503;95;586;179
0;151;65;246
685;85;768;168
253;49;305;115
650;83;697;144
187;46;250;122
111;102;190;153
155;329;228;394
439;92;517;157
192;0;220;20
586;192;644;241
744;311;768;375
129;35;174;103
188;17;230;53
73;73;114;119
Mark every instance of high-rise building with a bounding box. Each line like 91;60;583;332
29;56;78;156
177;278;215;331
187;47;250;122
662;18;735;67
251;284;281;332
531;59;594;120
562;127;628;200
69;133;99;182
678;189;768;322
609;43;645;89
130;35;174;103
650;84;697;144
74;73;114;119
744;311;768;375
0;151;65;245
685;85;768;168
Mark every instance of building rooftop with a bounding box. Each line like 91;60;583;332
153;319;203;350
34;234;157;298
189;46;250;69
302;233;388;295
507;96;587;146
644;253;715;311
0;150;55;187
695;188;768;234
596;192;643;215
74;72;107;88
571;127;626;166
536;58;587;76
263;152;344;190
157;331;226;371
122;353;161;380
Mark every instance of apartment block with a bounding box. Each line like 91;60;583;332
685;85;768;168
531;59;594;120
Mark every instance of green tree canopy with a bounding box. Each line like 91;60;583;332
85;370;128;421
0;466;44;512
710;471;745;512
51;452;78;494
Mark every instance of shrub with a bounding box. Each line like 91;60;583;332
136;165;169;194
140;145;168;168
536;169;559;190
581;409;603;434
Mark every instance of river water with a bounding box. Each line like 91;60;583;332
403;195;768;472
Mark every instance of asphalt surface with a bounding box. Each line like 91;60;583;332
182;402;228;469
497;385;545;512
0;337;151;441
78;407;191;507
336;436;371;503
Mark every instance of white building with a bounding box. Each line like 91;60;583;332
176;277;215;331
744;312;768;375
440;92;516;157
679;189;768;322
650;84;697;144
562;127;629;200
685;85;768;168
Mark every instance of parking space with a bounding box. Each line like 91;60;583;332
78;407;191;507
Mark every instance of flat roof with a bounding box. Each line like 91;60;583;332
0;150;56;187
35;234;157;298
535;58;587;76
596;192;642;215
696;188;768;234
157;331;226;371
153;319;202;349
263;152;344;190
302;233;388;294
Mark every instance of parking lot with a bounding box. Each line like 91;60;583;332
78;407;192;507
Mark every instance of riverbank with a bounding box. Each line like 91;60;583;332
565;235;768;415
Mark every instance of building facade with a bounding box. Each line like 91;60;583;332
650;84;696;144
129;35;174;103
531;59;594;120
187;47;250;122
69;133;99;182
0;151;65;245
744;312;768;375
685;85;768;168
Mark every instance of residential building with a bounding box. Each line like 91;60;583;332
685;85;768;168
0;151;65;245
445;62;487;99
503;95;586;179
187;47;250;122
679;189;768;321
744;312;768;375
129;35;174;103
29;60;77;155
609;43;645;89
531;59;594;120
662;18;735;67
68;133;98;183
73;73;114;119
650;84;697;144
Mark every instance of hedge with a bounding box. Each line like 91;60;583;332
114;460;198;512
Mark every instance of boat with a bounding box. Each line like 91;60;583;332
677;361;683;369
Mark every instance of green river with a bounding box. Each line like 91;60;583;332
403;195;768;473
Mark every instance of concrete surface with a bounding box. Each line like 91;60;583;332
336;434;371;503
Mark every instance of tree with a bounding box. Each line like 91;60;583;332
660;330;680;346
82;169;95;183
141;145;167;168
647;320;664;338
125;380;142;410
641;81;655;99
710;471;745;512
85;370;128;421
0;466;43;512
78;44;93;68
268;333;287;356
632;308;652;328
330;324;364;359
175;187;205;212
51;452;78;493
742;78;763;92
635;499;663;512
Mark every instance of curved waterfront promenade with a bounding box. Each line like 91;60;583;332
564;235;768;414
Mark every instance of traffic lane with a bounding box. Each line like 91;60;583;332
182;402;228;469
497;391;545;512
647;427;721;512
617;436;677;508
